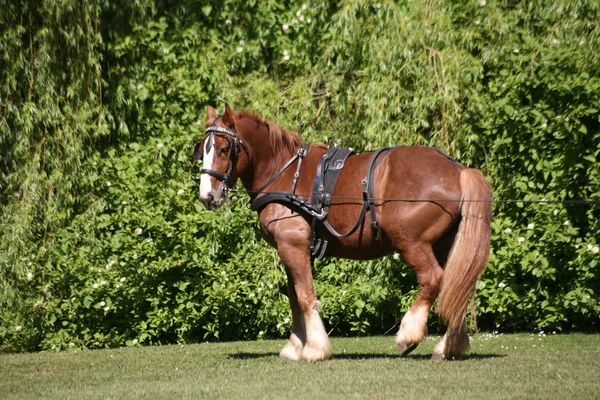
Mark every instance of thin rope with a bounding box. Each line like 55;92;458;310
228;188;600;205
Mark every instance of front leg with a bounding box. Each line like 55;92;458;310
278;269;305;361
263;208;332;362
277;239;331;362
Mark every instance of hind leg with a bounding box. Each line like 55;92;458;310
396;242;443;357
432;321;470;360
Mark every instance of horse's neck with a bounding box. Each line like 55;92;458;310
239;124;296;195
241;128;302;195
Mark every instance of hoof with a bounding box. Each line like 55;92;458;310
300;343;332;362
397;342;418;357
279;338;303;361
279;347;301;361
431;352;445;361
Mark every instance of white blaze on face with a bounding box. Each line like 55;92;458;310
199;134;215;200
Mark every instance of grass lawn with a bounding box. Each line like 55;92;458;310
1;333;598;399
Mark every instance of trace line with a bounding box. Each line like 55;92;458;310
228;189;600;205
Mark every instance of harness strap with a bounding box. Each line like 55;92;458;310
320;147;393;240
365;147;394;241
253;144;309;197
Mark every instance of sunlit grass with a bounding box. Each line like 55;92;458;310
1;333;598;399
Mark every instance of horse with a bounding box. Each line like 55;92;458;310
194;104;492;361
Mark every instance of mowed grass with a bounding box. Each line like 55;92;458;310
1;333;598;399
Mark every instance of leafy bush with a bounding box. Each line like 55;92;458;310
1;0;598;352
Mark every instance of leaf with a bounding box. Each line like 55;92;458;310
201;6;212;16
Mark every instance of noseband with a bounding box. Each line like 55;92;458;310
194;116;249;192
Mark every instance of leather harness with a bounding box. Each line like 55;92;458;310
251;145;396;260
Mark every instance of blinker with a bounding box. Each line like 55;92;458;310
193;140;203;161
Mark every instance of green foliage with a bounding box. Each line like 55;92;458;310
1;0;599;352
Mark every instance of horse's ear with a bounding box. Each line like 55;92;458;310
207;105;216;121
222;104;236;128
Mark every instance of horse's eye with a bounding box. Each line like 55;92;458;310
220;148;230;156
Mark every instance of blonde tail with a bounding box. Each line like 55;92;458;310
436;168;492;355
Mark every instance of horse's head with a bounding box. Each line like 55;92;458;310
194;104;249;210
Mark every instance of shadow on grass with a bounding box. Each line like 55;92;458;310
228;352;505;361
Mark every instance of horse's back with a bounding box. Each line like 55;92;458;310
325;146;464;256
333;146;463;203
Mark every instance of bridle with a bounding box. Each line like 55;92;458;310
193;116;249;193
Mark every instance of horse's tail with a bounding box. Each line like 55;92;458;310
436;168;492;352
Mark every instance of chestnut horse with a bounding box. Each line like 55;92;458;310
195;104;492;361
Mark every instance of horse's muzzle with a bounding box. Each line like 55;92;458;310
199;192;226;210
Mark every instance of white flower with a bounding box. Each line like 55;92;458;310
307;17;312;24
99;301;106;307
591;246;599;254
106;260;116;270
236;46;243;53
284;317;290;324
479;0;486;6
156;143;164;150
518;237;525;243
527;223;534;230
475;19;480;25
541;123;547;128
225;19;231;25
101;280;107;285
221;270;226;276
122;201;127;205
498;282;506;288
563;220;570;226
239;40;245;45
299;15;305;22
69;342;75;347
258;330;264;335
92;283;99;289
504;228;512;234
249;293;255;298
553;209;559;216
162;48;169;55
283;54;290;61
106;181;111;187
104;306;110;312
296;9;302;17
133;339;139;344
177;189;185;196
513;48;519;54
26;272;34;281
15;325;22;331
135;228;143;236
120;277;126;282
302;4;307;10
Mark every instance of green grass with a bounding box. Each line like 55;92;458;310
1;333;598;399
